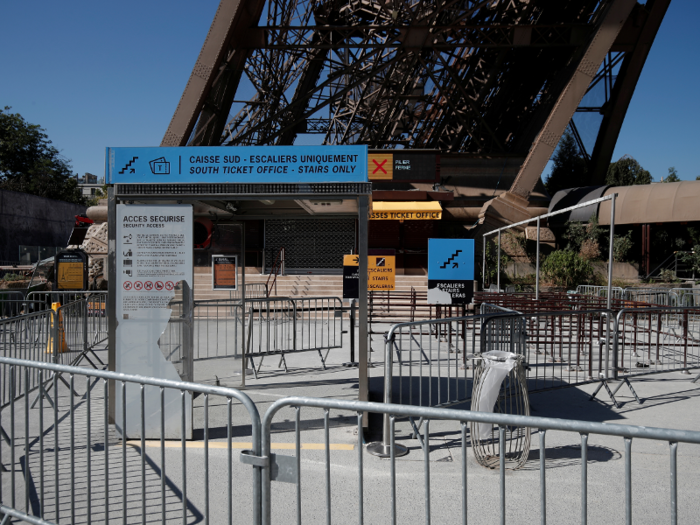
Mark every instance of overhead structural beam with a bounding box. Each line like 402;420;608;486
245;23;592;50
161;0;266;147
588;0;672;184
508;0;637;199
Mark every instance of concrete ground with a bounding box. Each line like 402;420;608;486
2;329;700;524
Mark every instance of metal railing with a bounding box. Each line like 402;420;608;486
575;285;625;300
25;291;109;352
0;356;262;525
612;306;700;377
266;247;285;297
261;396;700;525
0;302;107;411
373;303;700;415
2;357;700;525
161;296;345;375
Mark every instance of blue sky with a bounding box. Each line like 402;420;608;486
1;0;697;182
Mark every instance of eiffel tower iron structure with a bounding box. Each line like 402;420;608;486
163;0;670;228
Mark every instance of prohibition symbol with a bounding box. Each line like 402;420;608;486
372;158;387;174
123;281;132;291
144;281;153;291
165;281;174;291
155;281;164;291
134;281;143;291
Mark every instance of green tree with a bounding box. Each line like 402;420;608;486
541;250;594;288
0;107;85;205
663;167;680;183
605;155;652;186
544;131;589;195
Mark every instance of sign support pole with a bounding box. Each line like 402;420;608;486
535;217;540;301
107;186;117;424
358;195;369;410
241;223;247;387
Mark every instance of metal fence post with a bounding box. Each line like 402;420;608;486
367;330;408;458
497;231;502;292
83;300;88;358
606;193;616;310
535;217;540;301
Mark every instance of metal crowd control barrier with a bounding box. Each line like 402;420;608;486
0;310;54;410
246;296;344;375
1;291;32;319
370;308;614;457
589;306;700;407
0;356;262;525
0;303;105;419
25;291;108;353
622;288;673;306
0;505;57;525
480;303;527;356
675;289;700;307
2;357;700;524
260;396;700;525
229;282;269;300
376;303;700;411
161;296;345;375
575;285;625;300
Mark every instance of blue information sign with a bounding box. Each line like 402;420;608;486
106;145;368;184
428;239;475;280
428;239;475;305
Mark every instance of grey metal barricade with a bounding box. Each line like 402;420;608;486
258;396;700;525
483;308;614;392
25;291;108;352
0;356;262;525
622;288;673;305
0;310;54;409
674;289;700;307
575;285;624;300
192;299;245;360
186;296;345;375
480;303;527;356
1;291;31;319
230;282;269;300
612;306;700;377
0;505;57;524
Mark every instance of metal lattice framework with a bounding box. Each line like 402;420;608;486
163;0;670;204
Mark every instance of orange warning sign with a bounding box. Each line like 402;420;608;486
368;153;393;180
212;255;237;290
368;255;395;291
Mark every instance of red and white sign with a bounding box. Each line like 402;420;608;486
133;281;143;291
155;281;164;291
165;281;174;291
123;281;132;290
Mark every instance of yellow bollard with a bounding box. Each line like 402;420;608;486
46;302;68;354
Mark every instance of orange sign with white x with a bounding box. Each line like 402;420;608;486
368;153;393;180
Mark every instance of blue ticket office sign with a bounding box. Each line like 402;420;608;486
427;239;475;305
106;145;368;184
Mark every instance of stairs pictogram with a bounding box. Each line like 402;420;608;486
119;156;139;174
440;250;462;269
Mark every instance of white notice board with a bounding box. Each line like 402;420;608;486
115;204;193;439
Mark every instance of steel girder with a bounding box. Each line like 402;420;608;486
165;1;611;154
163;0;669;205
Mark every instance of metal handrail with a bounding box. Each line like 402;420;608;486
261;395;700;525
265;247;285;297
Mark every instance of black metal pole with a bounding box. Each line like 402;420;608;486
343;299;358;367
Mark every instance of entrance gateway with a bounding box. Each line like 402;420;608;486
106;145;370;438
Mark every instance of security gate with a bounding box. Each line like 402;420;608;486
264;219;355;272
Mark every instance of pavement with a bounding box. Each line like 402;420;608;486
2;325;700;524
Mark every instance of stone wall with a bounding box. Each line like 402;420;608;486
0;189;86;261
